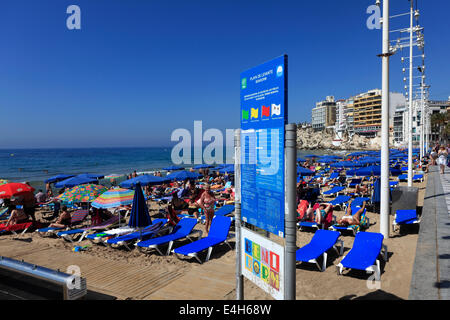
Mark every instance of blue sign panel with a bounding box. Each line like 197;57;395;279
240;55;287;237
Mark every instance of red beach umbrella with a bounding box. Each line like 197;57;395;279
0;183;35;199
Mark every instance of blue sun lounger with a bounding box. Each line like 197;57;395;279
172;215;232;263
392;209;420;232
105;219;168;250
348;178;363;188
86;218;167;243
390;181;399;188
323;186;345;196
136;218;201;255
329;195;351;210
296;230;343;271
214;205;235;217
351;197;370;207
336;232;388;281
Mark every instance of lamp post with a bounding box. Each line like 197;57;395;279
380;0;390;238
407;0;414;187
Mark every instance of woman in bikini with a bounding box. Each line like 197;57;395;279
198;183;216;235
49;206;72;229
5;204;29;227
338;201;366;226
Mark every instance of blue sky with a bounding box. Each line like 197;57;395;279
1;0;449;148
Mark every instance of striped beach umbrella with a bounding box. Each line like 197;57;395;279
91;188;135;209
57;184;108;203
104;174;125;179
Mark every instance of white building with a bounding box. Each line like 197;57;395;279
311;96;336;131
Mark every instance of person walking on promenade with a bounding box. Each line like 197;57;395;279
438;146;448;174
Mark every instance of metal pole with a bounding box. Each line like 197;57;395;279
284;123;297;300
380;0;390;238
420;81;424;162
407;0;414;187
234;129;243;300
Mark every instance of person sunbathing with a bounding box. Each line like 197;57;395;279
338;201;366;226
355;184;370;195
304;203;332;225
48;206;72;229
5;205;29;227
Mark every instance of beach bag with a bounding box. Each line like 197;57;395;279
297;200;309;220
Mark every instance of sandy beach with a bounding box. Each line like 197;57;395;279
0;174;426;300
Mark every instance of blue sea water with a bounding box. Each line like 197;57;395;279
0;147;345;191
0;148;176;183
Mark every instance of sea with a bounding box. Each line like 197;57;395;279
0;147;348;192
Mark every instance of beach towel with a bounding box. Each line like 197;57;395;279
297;200;309;220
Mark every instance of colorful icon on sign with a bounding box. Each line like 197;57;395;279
276;65;283;77
242;110;249;120
251;108;259;119
241;77;247;89
262;106;270;117
271;104;281;116
243;237;281;292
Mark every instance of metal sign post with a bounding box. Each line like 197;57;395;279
284;123;297;300
234;129;244;300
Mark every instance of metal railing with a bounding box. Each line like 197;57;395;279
0;256;87;300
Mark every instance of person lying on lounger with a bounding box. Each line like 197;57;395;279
48;206;72;229
5;204;29;227
304;203;332;225
337;201;366;227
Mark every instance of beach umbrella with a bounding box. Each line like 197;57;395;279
330;161;360;168
218;165;235;174
297;158;307;163
316;157;334;164
372;178;381;204
211;164;227;171
104;174;125;179
304;154;318;158
0;179;9;186
128;183;152;239
0;183;35;199
162;165;185;171
166;170;201;181
193;164;213;169
44;174;75;184
353;165;402;177
57;184;108;203
120;175;170;188
54;175;98;188
297;166;315;176
91;188;135;209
